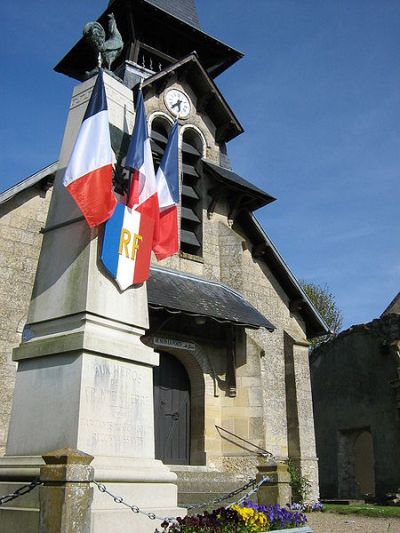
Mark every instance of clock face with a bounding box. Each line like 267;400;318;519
165;89;191;119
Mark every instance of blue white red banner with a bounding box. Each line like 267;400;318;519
101;89;159;289
63;71;116;227
154;121;179;260
101;202;157;288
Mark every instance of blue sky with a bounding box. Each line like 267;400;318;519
2;0;399;329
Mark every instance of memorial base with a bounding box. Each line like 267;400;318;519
0;328;185;532
0;456;185;533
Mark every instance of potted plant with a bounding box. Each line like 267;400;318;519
159;501;313;532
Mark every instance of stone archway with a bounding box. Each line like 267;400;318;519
154;351;191;464
153;346;206;465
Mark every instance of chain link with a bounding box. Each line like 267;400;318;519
0;480;43;506
230;476;270;507
0;476;269;525
93;475;271;525
185;478;257;511
93;481;179;525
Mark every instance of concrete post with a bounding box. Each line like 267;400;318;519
39;448;94;533
257;462;292;507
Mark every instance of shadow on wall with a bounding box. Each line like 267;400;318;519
337;427;375;499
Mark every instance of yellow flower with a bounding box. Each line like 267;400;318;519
231;505;269;532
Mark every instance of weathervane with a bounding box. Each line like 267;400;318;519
83;13;123;73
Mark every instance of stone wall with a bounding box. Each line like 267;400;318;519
0;186;52;454
153;186;319;497
311;315;400;499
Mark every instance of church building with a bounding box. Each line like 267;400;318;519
0;0;327;503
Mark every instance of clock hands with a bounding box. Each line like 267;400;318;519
171;99;183;112
166;90;190;117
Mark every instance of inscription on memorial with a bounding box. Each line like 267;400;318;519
81;357;153;457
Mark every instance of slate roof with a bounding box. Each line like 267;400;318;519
0;162;58;205
144;0;200;28
56;1;243;81
147;266;275;330
202;160;276;211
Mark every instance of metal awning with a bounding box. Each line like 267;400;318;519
147;267;275;331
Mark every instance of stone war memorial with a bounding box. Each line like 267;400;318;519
0;0;327;531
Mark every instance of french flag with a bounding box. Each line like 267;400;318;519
63;71;116;227
154;121;179;261
100;89;159;289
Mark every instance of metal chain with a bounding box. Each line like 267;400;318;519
0;480;43;506
93;476;271;525
230;476;270;507
93;480;179;525
185;477;258;511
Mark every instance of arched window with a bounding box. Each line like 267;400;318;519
180;128;203;257
150;119;204;258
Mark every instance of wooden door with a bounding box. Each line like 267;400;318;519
153;351;191;464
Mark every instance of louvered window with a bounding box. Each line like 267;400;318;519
180;129;203;256
150;118;170;171
150;119;203;257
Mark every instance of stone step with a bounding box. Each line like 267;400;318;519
321;499;365;505
170;467;254;510
179;491;237;504
177;479;247;492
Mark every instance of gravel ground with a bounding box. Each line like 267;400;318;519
307;512;400;532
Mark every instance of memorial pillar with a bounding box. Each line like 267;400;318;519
0;72;184;532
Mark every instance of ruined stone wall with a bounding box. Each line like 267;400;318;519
311;315;400;499
0;187;52;454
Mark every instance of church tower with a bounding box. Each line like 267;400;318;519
56;0;243;80
57;0;327;503
0;1;327;522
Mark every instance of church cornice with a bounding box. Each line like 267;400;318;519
142;53;243;143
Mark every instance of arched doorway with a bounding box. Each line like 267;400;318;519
153;351;191;464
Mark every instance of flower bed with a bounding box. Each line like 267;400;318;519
160;502;312;532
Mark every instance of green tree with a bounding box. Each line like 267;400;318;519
300;281;343;349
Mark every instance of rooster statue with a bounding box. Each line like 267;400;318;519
83;13;123;72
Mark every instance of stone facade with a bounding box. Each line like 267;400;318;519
0;184;53;455
311;313;400;500
145;77;319;498
0;72;322;503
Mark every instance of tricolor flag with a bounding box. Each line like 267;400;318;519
154;121;179;260
124;90;153;208
101;89;159;289
63;71;116;227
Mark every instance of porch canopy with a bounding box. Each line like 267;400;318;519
147;267;275;331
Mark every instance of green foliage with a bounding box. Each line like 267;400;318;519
300;281;343;349
286;460;312;504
